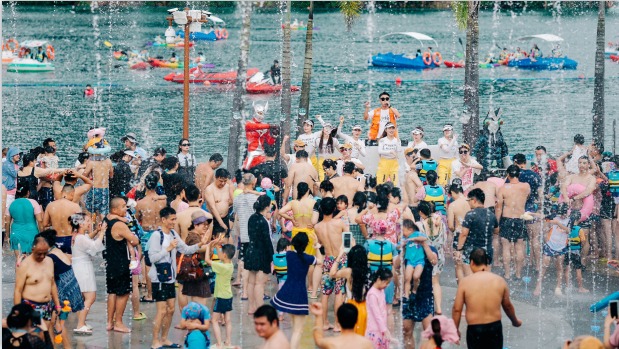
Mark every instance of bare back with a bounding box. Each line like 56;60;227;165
260;330;291;349
317;332;374;349
195;163;214;196
448;197;470;232
45;199;82;237
460;271;508;325
19;256;55;303
135;194;167;231
314;217;346;257
404;170;422;206
291;197;316;228
289;162;318;199
473;181;498;208
331;175;364;208
85;158;113;188
497;182;530;219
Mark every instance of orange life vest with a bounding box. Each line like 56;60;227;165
368;108;397;140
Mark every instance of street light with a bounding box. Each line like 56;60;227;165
166;8;209;139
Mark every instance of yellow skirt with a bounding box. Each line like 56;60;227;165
317;157;335;182
438;158;455;186
291;227;316;256
347;299;367;336
376;158;399;185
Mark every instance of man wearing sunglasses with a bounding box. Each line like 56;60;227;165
363;91;401;141
450;144;483;193
335;143;364;177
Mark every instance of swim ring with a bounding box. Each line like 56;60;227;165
557;183;594;221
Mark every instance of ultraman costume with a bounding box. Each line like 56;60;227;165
242;101;278;170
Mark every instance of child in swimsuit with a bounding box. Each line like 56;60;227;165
401;219;428;299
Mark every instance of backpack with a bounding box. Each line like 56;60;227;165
176;253;204;282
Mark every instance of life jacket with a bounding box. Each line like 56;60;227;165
212;247;222;263
418;159;438;183
367;240;393;271
273;252;288;281
368;108;397;140
608;170;619;197
423;184;446;214
568;226;581;251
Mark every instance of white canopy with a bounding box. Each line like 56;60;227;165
207;15;224;24
379;32;438;48
21;40;49;48
515;34;564;42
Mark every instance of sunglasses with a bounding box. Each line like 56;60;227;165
182;143;191;147
459;150;469;154
340;148;351;151
380;97;390;101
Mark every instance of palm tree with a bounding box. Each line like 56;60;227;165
227;2;252;174
296;1;314;137
593;1;605;147
339;1;363;33
280;1;292;153
452;1;480;146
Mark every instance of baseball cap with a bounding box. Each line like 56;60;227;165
124;150;136;158
303;119;314;127
405;148;416;155
352;125;362;131
443;124;454;131
293;139;306;147
459;143;470;150
385;122;396;129
153;147;166;156
340;143;353;150
121;132;137;143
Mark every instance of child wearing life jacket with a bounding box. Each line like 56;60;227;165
400;219;428;301
416;148;438;185
272;238;291;321
85;127;111;157
563;210;589;294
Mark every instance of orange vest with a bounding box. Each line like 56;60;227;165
368;108;397;140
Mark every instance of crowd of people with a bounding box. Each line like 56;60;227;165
3;91;619;349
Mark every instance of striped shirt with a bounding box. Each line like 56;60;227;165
233;193;260;243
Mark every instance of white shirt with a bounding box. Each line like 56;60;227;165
378;137;401;160
450;158;481;191
407;141;428;152
337;129;366;159
375;109;392;138
337;158;364;177
286;154;312;170
314;137;340;158
547;216;570;251
298;131;322;157
156;231;175;284
437;137;458;159
177;152;196;168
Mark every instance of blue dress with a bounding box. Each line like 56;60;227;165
271;251;316;315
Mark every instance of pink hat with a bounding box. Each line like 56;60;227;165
421;315;459;344
261;177;273;190
87;127;106;140
370;219;389;235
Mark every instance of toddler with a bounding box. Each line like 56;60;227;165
401;219;427;299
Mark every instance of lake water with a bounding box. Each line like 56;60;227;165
2;4;619;166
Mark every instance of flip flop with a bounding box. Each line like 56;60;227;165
241;297;248;301
263;294;271;300
73;326;92;335
164;344;181;349
133;312;147;320
309;296;319;300
140;296;154;303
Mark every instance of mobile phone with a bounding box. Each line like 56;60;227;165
610;264;619;272
31;309;42;326
342;232;352;253
611;300;619;319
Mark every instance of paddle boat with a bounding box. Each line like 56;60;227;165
611;55;619;63
164;68;260;84
369;32;442;69
245;71;300;94
607;42;619;58
176;14;228;41
507;34;577;70
2;39;19;65
7;40;55;72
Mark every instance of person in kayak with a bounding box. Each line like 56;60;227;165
170;52;178;63
499;48;509;63
195;52;206;64
363;91;401;142
138;49;150;62
35;46;48;62
270;60;281;85
84;85;94;97
551;45;563;58
530;43;542;61
513;47;525;61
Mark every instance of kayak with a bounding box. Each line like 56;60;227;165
113;51;128;61
145;42;194;48
246;83;300;94
129;62;149;70
164;68;260;84
611;55;619;62
369;53;441;69
479;63;501;68
150;59;183;68
444;60;464;68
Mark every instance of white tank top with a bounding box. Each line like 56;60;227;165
546;216;569;251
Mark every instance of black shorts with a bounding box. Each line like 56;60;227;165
499;218;527;243
563;252;585;270
600;202;616;220
467;320;503;349
55;236;72;255
409;206;421;222
213;297;233;314
106;272;132;296
214;212;231;238
239;242;250;262
152;282;176;302
580;214;600;229
144;253;152;267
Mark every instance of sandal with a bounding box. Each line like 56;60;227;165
133;312;147;320
73;326;92;335
263;294;271;300
140;296;154;303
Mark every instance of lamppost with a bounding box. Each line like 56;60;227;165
165;8;209;139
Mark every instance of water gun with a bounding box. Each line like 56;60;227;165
590;291;619;313
54;301;71;343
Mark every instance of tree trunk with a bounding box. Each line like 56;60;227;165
463;1;480;147
296;1;314;137
227;3;251;174
280;1;292;153
593;0;605;148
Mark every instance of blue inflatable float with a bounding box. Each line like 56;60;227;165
369;53;441;69
590;291;619;313
508;57;578;70
176;30;224;42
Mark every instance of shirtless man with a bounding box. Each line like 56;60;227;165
471;170;500;266
447;180;470;282
253;305;290;349
283;150;318;202
204;169;233;242
311;303;373;349
42;185;82;257
314;197;347;331
195;153;223;200
561;156;597;262
330;162;364;208
496;165;530;279
452;248;521;349
53;169;92;203
83;154;114;224
403;149;423;221
280;135;311;170
14;235;61;338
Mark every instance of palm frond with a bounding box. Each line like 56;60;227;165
452;1;469;31
339;1;362;32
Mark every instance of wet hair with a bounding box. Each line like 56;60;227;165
160;206;176;219
376;195;390;212
556;202;569;215
336;195;348;207
185;184;200;202
353;192;367;213
506;164;520;178
593;142;604;154
153;147;166;156
390;188;402;202
426;170;438;185
30;147;45;159
449;178;463;194
43;138;55;148
579;155;590;162
110;150;124;163
337;304;359;330
365;175;377;190
32;234;49;248
162;156;179;171
469;248;489;266
253;305;278;326
68;212;88;232
347;245;370;302
296;150;308;159
574;134;585;145
145;171;160;190
297;182;310;198
221;244;236;259
371;267;393;284
430;318;444;348
291;232;309;265
209;153;224;163
22;153;35;166
320;180;334;193
254;195;272;213
535;145;547;153
44;145;55;154
354;167;364;174
64;172;77;183
420;148;431;159
322;159;337;171
418;200;434;217
215;168;230;179
62;184;75;194
512;153;527;165
320;197;337;216
264;143;277;157
379;91;390;98
383;181;395;191
343;162;356;175
276;237;291;253
570;210;582;226
7;303;35;329
468;188;485;204
15;178;30;199
376;184;390;198
170;183;185;198
403;219;419;232
234;169;243;184
39;229;57;247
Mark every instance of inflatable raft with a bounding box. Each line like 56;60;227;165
507;57;578;70
164;68;260;84
369;53;441;69
176;29;228;41
129;62;149;70
443;60;464;68
246;83;300;94
611;55;619;62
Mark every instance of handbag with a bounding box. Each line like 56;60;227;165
154;230;173;282
176;253;204;281
202;264;214;280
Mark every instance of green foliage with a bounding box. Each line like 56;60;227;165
339;1;362;32
452;1;468;31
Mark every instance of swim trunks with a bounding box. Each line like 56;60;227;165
321;254;347;296
85;187;110;215
22;299;53;321
213;213;230;238
499;218;527;242
37;187;54;211
580;214;600;229
466;320;503;349
543;244;567;257
563;252;585;270
55;236;73;255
